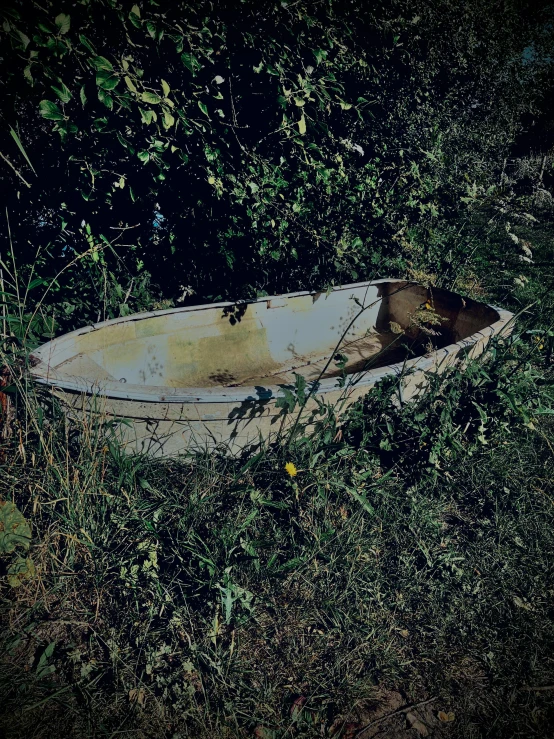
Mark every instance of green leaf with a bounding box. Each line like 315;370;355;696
348;488;375;515
51;81;72;103
161;79;170;97
28;278;48;290
39;99;65;121
55;13;70;35
0;501;32;554
7;556;36;587
313;48;328;64
151;139;166;152
125;75;137;93
96;70;119;90
128;11;142;29
139;108;156;125
115;131;129;149
97;88;113;110
141;91;160;104
162;109;175;129
79;34;95;53
137;150;149;163
146;20;156;39
130;4;141;17
181;52;201;74
36;641;56;678
16;30;30;49
298;114;306;135
80;85;87;106
197;100;209;117
91;55;113;71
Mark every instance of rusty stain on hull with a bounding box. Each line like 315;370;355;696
29;280;514;457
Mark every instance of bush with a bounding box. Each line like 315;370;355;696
1;0;553;314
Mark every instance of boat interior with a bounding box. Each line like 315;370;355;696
40;281;501;390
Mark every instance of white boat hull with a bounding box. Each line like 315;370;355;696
30;280;513;456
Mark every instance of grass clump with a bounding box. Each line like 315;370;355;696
1;321;554;737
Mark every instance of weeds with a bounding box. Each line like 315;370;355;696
1;312;554;737
1;151;554;737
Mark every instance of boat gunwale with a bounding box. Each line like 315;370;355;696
29;280;514;404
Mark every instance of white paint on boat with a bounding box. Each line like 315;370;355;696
29;280;513;456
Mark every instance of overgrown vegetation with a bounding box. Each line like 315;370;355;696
1;0;554;737
1;0;553;312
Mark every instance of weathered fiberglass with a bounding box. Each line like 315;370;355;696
30;280;513;457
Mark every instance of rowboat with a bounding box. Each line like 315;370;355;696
29;280;513;456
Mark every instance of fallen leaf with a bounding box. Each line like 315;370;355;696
344;724;359;739
128;687;146;707
291;695;306;721
438;710;455;723
406;712;429;736
329;722;360;739
513;595;533;610
253;726;276;739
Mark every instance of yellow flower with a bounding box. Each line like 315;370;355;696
285;462;298;477
425;301;432;310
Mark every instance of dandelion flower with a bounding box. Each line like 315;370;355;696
285;462;298;477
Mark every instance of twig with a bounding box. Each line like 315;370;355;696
0;151;32;188
354;697;437;738
521;685;554;692
254;122;297;147
0;260;6;340
123;278;134;304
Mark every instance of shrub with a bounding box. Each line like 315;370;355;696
1;0;552;313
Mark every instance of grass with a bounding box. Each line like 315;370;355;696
1;208;554;737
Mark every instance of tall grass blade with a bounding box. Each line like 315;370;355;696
9;126;37;176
